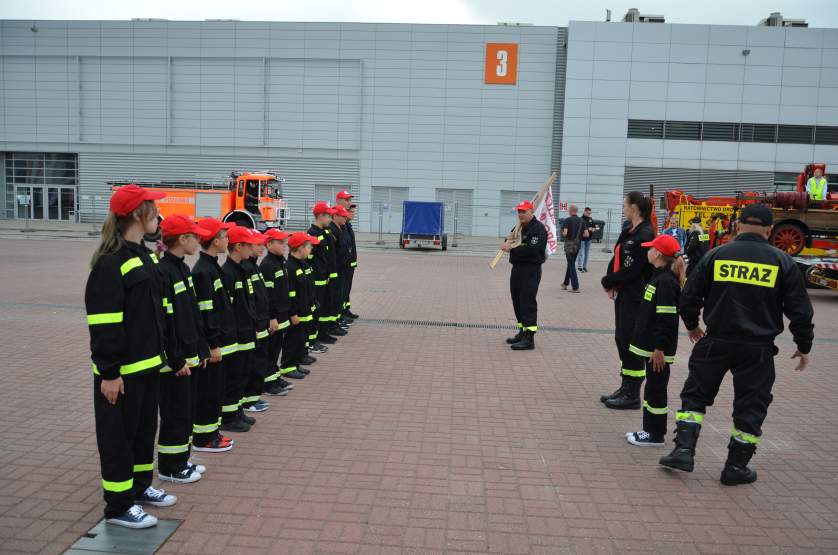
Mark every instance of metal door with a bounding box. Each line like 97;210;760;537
435;188;474;236
371;186;409;234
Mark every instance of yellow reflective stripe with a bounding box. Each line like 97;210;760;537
162;298;173;314
329;272;338;278
198;300;213;311
279;365;298;374
160;365;173;374
186;356;201;367
92;355;163;377
656;305;677;314
307;254;314;259
664;355;676;363
350;261;357;268
295;269;303;276
256;329;269;339
289;290;297;297
213;278;223;291
298;314;313;322
120;257;143;276
713;260;779;288
264;280;274;288
264;371;280;383
221;343;238;356
523;325;538;331
643;401;669;415
222;403;239;413
305;268;312;275
251;274;261;282
157;443;190;454
275;269;285;278
150;253;159;264
173;281;187;294
238;341;255;351
277;320;290;330
188;276;194;288
311;304;316;312
629;344;652;358
516;322;523;329
698;234;710;241
676;411;704;424
241;395;260;404
731;427;761;444
87;312;124;325
193;422;219;434
621;367;646;378
644;284;656;301
133;463;153;473
235;281;244;289
314;280;328;286
102;478;133;492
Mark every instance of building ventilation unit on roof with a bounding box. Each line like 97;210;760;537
758;12;808;27
622;8;665;23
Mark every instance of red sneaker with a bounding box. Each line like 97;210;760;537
192;437;234;453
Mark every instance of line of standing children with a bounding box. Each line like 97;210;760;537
85;186;360;529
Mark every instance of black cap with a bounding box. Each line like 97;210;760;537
738;204;773;226
689;216;702;224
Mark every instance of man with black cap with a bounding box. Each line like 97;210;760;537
659;204;814;485
683;216;710;278
501;200;548;351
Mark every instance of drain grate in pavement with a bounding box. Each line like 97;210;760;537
65;519;181;555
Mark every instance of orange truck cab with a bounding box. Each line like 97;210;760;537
109;171;289;232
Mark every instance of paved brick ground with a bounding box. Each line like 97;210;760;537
1;237;837;554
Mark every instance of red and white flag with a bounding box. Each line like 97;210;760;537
535;186;558;257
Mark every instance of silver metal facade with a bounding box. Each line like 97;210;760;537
0;20;561;235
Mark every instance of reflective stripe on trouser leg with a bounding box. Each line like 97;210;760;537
642;360;670;439
158;371;193;475
193;359;222;445
731;427;761;445
676;411;704;424
221;350;245;423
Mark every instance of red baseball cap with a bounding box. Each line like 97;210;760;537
336;190;353;200
227;225;263;245
313;201;336;216
248;229;268;245
110;184;166;216
288;231;320;249
642;234;681;257
333;206;350;218
516;200;534;211
196;217;235;238
160;214;214;240
263;229;290;241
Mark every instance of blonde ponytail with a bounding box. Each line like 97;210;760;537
672;255;687;288
90;201;157;268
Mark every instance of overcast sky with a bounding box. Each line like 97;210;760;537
2;0;837;28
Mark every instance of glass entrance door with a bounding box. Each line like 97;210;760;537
15;185;76;220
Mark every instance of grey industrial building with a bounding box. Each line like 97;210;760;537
1;12;837;236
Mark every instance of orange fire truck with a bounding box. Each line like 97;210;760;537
109;171;288;233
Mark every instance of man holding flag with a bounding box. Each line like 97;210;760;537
501;200;549;351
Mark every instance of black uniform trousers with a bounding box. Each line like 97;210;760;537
315;282;330;336
343;267;356;313
221;349;246;423
158;370;193;475
333;273;346;321
265;328;286;383
614;295;646;383
242;335;268;406
94;372;158;519
281;322;306;373
642;361;670;439
193;361;221;445
510;264;541;331
679;336;776;438
329;275;342;322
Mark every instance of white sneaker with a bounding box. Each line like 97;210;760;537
158;467;202;484
137;486;177;507
106;505;158;529
187;461;206;474
626;430;665;447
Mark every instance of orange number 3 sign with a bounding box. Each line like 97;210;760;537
485;43;518;85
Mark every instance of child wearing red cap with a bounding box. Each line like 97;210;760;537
331;207;354;330
259;230;296;395
85;185;171;529
280;232;318;380
241;230;271;414
220;226;261;432
190;218;237;453
625;234;686;447
308;202;340;347
157;215;213;484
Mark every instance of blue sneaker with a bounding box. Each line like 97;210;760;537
106;505;158;529
243;400;269;413
137;486;177;507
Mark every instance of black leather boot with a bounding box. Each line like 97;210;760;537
659;421;701;472
506;330;524;344
720;438;758;486
510;331;535;350
600;376;627;403
605;379;641;409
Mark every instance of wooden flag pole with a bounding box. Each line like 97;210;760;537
489;173;557;269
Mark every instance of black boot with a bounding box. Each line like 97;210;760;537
600;376;627;403
510;331;535;351
506;330;524;344
605;379;641;409
659;421;701;472
720;438;758;486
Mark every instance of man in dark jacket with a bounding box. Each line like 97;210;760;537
660;204;814;486
502;200;548;351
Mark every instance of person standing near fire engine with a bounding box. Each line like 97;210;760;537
501;200;548;351
659;204;814;485
806;167;828;201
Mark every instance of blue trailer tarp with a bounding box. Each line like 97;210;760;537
402;201;444;236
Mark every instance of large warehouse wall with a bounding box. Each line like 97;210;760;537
561;20;838;234
0;20;560;235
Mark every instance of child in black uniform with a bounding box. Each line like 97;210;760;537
280;232;318;380
241;229;271;414
625;234;686;447
260;229;296;395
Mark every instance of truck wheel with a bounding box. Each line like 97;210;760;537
223;211;255;228
770;223;805;255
